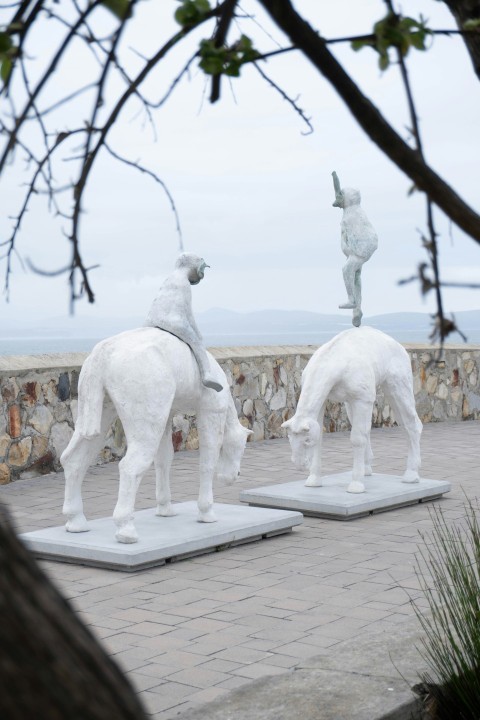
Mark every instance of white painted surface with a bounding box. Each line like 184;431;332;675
240;474;451;519
20;502;303;570
282;326;422;493
61;327;251;543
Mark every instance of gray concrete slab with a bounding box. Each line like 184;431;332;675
20;502;303;571
177;615;427;720
240;472;451;519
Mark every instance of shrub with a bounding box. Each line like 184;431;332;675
413;500;480;719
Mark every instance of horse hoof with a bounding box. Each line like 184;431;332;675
347;480;365;494
115;524;138;544
402;471;420;484
198;510;217;523
305;475;323;487
364;465;373;476
65;514;89;533
156;504;177;517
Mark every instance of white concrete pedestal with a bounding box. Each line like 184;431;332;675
240;473;451;519
20;502;303;571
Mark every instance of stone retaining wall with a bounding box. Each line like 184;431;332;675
0;344;478;484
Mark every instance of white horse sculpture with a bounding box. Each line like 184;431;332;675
61;328;252;543
282;326;422;494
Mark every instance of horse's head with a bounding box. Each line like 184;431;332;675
281;416;320;471
216;422;252;485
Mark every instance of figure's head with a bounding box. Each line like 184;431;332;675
216;423;253;485
332;171;361;209
338;187;361;208
175;253;210;285
281;416;321;471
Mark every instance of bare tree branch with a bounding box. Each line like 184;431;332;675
67;3;223;306
103;143;184;251
258;0;480;244
210;0;238;102
0;0;104;171
253;61;313;134
441;0;480;80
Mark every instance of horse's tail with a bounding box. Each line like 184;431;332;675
73;346;106;441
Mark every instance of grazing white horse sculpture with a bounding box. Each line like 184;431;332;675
61;328;252;543
282;326;422;494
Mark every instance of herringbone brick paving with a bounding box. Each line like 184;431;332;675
1;422;478;718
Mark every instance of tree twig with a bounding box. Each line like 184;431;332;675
103;143;184;251
253;61;313;134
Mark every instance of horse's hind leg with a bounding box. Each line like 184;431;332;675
155;422;176;517
384;374;422;483
62;400;116;532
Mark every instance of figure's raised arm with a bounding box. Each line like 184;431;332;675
332;171;343;208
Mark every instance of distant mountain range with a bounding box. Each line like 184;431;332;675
196;308;480;346
0;308;478;355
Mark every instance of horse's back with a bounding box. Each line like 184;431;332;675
307;327;410;399
87;327;226;417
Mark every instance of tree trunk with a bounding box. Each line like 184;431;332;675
443;0;480;80
0;503;148;720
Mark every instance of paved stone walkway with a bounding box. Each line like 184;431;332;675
1;422;479;718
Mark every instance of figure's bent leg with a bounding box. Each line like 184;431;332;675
353;268;362;309
153;322;223;392
155;425;176;517
62;401;116;532
305;404;325;487
352;307;363;327
190;341;223;392
352;269;363;326
347;399;373;493
195;410;226;522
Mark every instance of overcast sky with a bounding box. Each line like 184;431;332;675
1;0;479;331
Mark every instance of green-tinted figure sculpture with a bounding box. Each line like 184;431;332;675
332;172;378;327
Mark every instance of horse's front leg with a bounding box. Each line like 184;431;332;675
346;401;373;476
196;409;225;523
305;404;325;487
347;398;374;494
155;422;177;517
